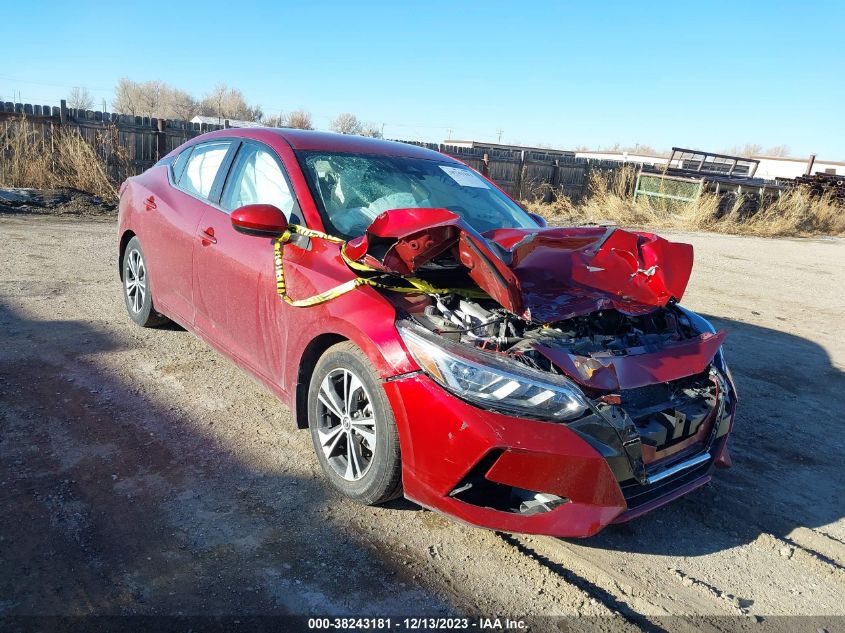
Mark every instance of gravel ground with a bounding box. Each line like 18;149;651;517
0;188;116;216
0;213;843;631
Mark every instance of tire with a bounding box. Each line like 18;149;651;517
307;342;402;505
122;236;169;328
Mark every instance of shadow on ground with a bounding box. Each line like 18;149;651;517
2;294;841;618
0;302;446;616
577;314;844;555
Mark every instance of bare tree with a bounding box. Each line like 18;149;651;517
331;112;364;135
360;122;383;138
113;78;260;121
247;103;264;123
765;145;790;157
723;143;764;157
112;78;164;117
137;80;165;119
624;143;661;156
167;88;198;120
112;78;142;115
201;84;228;121
199;84;262;122
282;109;314;130
68;86;94;110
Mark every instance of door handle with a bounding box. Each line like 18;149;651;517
199;227;217;246
143;196;157;211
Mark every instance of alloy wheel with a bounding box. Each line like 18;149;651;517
125;249;147;314
315;367;377;481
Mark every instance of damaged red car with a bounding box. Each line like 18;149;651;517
117;129;736;538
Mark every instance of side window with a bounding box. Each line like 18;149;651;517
221;145;297;220
171;146;193;184
181;141;231;199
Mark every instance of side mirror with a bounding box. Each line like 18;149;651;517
528;212;547;227
231;204;289;236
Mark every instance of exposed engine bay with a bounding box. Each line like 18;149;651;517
413;295;697;375
403;294;733;506
409;295;721;439
340;207;735;503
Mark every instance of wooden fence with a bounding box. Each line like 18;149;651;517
0;100;225;184
386;142;645;201
1;100;643;201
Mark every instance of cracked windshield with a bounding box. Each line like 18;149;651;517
298;151;537;237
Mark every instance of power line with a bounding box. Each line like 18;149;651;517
0;74;112;92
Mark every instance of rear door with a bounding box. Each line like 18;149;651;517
143;140;234;324
193;140;301;379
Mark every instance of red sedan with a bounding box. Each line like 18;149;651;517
117;128;736;537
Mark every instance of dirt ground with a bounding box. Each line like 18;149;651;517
0;213;843;631
0;188;116;217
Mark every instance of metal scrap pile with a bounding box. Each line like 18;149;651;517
635;148;785;214
787;172;845;202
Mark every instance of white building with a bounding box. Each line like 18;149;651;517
572;150;669;167
445;140;844;181
566;150;845;180
749;155;844;180
444;140;574;155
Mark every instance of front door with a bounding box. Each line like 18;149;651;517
193;141;301;383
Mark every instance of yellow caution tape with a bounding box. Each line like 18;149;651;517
274;225;487;307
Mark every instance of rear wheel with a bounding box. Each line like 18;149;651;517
307;342;402;505
122;236;169;327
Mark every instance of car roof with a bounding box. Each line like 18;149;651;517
191;127;459;162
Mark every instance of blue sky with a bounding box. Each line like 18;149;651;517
2;1;843;158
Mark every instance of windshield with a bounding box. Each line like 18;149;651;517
296;151;537;238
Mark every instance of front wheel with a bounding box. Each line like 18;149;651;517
307;342;402;505
122;236;169;327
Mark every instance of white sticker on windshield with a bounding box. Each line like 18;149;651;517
439;165;489;188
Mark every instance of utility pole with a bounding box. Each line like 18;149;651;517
496;128;503;143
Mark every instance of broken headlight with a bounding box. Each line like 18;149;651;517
397;321;588;421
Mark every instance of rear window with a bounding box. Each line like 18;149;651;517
171;147;193;183
180;141;230;199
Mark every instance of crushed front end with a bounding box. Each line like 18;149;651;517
349;208;737;536
387;300;735;537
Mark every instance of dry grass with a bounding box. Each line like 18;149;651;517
0;117;125;200
525;165;845;237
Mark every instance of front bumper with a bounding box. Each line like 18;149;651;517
383;371;735;538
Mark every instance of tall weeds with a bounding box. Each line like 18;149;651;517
0;117;125;200
525;166;845;237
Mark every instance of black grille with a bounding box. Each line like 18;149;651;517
625;372;716;450
621;383;670;410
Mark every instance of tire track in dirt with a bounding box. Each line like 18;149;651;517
495;533;666;632
813;528;845;547
786;528;845;567
679;489;845;584
522;535;746;622
753;533;845;583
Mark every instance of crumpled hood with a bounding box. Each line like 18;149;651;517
345;208;694;323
